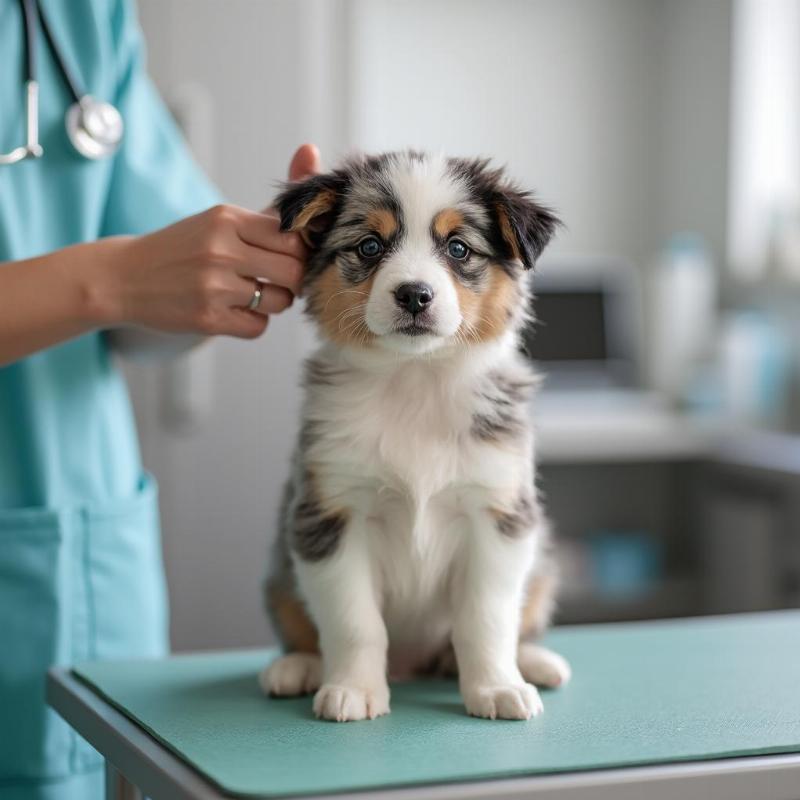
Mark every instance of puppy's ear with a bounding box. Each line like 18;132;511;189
274;172;348;247
494;188;560;270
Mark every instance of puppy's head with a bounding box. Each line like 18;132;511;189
275;151;559;355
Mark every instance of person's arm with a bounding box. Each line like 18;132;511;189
0;204;304;367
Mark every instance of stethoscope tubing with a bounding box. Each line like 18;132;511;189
20;0;37;87
33;0;84;104
18;0;83;104
0;0;44;164
1;0;123;164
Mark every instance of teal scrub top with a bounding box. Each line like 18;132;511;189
0;1;221;797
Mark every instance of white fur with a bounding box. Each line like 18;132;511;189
286;337;554;720
263;155;569;721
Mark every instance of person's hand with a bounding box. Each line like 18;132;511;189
107;143;323;340
107;203;305;339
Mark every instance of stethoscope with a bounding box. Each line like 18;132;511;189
0;0;124;165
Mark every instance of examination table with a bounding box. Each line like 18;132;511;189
47;611;800;799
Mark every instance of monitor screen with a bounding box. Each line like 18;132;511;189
523;290;608;362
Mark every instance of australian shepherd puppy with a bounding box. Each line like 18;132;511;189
260;151;570;722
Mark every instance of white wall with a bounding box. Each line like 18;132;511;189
349;0;656;264
650;0;731;265
129;0;732;652
348;0;731;268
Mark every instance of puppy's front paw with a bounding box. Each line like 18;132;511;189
259;653;322;697
313;682;390;722
463;682;543;720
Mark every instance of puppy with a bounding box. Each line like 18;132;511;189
260;151;570;722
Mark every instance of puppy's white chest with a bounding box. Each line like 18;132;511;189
311;352;527;508
370;391;524;507
374;391;464;495
370;493;465;672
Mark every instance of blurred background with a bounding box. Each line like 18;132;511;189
126;0;800;651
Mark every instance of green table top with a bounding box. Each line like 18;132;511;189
74;611;800;798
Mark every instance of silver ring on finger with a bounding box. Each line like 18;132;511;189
248;280;264;311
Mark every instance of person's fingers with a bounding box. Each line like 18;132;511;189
234;210;307;260
288;143;322;181
235;246;304;294
223;309;269;340
256;285;294;314
231;279;294;315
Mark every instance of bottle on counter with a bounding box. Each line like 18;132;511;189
649;233;717;402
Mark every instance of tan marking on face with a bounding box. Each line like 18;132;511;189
266;583;319;653
433;208;465;238
307;263;376;346
290;188;336;235
454;264;519;343
495;202;522;262
366;208;398;239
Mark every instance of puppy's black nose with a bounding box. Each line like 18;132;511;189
394;282;434;315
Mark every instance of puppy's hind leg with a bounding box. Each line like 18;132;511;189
518;568;571;689
421;641;570;688
261;546;323;697
518;643;571;688
260;652;322;697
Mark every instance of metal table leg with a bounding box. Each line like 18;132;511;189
105;760;144;800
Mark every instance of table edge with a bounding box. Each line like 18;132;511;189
47;667;800;800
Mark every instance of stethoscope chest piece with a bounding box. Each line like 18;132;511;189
66;96;123;160
1;0;125;166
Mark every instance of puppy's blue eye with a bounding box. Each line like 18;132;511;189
447;239;469;260
358;236;383;259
